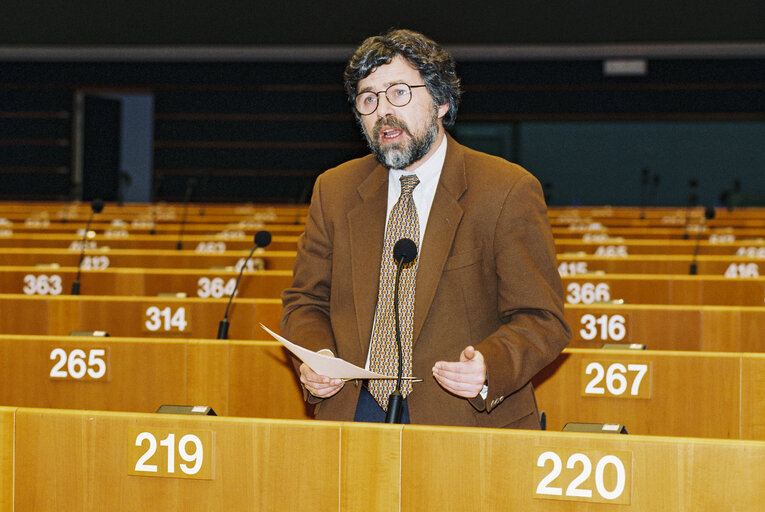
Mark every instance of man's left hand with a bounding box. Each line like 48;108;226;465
432;346;486;398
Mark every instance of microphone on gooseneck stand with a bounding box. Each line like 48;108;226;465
176;177;197;250
385;238;418;424
689;206;716;275
72;198;104;295
217;230;272;340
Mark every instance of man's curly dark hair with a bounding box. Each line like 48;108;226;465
344;29;462;128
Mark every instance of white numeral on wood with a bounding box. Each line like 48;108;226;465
144;306;188;332
129;429;211;480
23;274;63;295
583;361;650;398
566;282;611;304
197;277;237;298
49;348;108;380
535;449;630;504
579;314;627;341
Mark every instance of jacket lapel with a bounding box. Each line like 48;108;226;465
348;163;389;356
413;136;466;342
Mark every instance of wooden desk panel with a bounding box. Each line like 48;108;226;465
403;425;765;511
0;294;283;340
0;335;311;421
557;253;764;277
741;357;765;441
2;248;762;278
0;233;299;251
0;266;293;298
532;349;759;439
555;238;762;257
13;411;339;512
9;409;765;511
552;226;765;240
6;267;764;305
2;221;306;237
0;248;298;271
0;336;187;412
561;274;765;306
565;304;765;352
225;342;311;420
3;335;760;440
0;407;12;512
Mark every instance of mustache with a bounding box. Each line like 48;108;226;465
373;117;412;138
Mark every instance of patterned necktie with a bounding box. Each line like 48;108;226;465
368;174;420;411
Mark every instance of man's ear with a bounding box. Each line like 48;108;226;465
437;102;449;120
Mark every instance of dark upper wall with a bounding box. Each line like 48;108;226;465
1;1;764;205
1;0;764;46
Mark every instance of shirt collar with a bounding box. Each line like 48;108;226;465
389;134;447;189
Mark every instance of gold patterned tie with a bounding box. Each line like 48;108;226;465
368;174;420;410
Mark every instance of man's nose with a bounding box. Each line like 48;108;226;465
375;92;396;118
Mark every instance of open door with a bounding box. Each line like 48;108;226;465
82;95;121;201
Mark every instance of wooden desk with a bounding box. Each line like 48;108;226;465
4;267;765;306
3;295;763;354
0;407;11;512
533;348;765;440
0;232;299;251
565;303;765;352
556;238;765;257
5;408;765;511
1;220;306;237
0;202;307;224
0;266;293;298
3;334;763;441
552;225;765;240
561;273;765;306
0;247;299;271
0;294;282;339
0;335;310;420
1;248;762;277
558;253;763;277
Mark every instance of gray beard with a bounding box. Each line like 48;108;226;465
364;113;439;170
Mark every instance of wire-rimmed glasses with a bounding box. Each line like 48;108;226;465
354;83;427;115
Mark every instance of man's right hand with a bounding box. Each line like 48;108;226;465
299;363;345;398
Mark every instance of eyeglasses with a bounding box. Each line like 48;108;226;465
354;83;428;115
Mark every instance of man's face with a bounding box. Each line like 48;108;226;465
357;55;449;171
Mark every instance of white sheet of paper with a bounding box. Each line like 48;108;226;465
260;323;417;380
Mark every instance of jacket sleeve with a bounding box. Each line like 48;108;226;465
471;173;571;413
280;174;337;401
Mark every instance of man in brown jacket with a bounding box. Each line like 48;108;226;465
280;29;570;427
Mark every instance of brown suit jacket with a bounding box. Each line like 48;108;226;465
280;134;570;427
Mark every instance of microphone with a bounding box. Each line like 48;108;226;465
176;177;197;250
385;237;418;424
689;206;715;275
217;230;272;339
71;198;104;295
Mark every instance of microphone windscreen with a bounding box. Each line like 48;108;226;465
91;198;105;214
254;230;272;248
393;238;417;264
705;205;716;220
